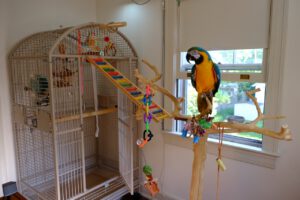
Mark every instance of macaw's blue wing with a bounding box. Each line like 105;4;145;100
212;63;221;96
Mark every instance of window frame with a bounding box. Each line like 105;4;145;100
176;48;268;147
162;0;289;168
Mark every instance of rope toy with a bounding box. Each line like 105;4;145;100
216;125;226;200
137;85;153;148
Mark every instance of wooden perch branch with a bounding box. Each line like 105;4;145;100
98;21;127;32
139;59;162;84
135;60;292;141
199;89;291;141
246;88;285;125
216;122;291;140
212;88;291;140
135;60;184;117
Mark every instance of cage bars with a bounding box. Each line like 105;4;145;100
10;23;139;200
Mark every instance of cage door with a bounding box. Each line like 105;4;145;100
118;91;134;195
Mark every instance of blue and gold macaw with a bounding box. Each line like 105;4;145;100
186;47;221;115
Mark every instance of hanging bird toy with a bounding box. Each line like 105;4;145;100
136;85;154;148
143;165;160;197
181;116;214;144
104;36;117;56
87;32;101;52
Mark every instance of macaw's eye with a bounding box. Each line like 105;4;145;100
190;50;200;59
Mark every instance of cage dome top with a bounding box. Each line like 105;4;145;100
9;22;137;59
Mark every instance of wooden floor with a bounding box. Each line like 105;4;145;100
0;193;27;200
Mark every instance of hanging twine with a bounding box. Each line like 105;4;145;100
216;124;224;200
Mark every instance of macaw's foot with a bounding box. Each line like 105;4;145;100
200;93;206;99
197;93;213;117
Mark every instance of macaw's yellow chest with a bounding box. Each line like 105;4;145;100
195;62;216;94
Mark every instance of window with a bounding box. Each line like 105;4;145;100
176;49;266;148
163;0;288;165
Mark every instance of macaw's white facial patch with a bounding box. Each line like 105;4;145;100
190;50;200;59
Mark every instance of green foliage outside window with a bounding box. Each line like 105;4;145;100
185;81;263;141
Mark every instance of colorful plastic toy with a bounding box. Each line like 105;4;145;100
137;84;154;148
181;117;214;144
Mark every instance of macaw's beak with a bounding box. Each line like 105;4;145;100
186;52;193;63
187;50;203;65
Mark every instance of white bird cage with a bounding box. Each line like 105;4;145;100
9;23;139;200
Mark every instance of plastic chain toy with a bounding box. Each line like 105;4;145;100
181;116;214;144
143;165;159;197
136;85;154;148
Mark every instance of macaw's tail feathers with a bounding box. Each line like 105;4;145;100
197;93;213;116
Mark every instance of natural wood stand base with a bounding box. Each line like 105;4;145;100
189;135;208;200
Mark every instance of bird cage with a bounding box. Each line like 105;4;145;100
9;23;139;200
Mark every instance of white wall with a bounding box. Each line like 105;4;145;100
96;0;163;64
0;0;97;196
6;0;97;50
96;0;300;200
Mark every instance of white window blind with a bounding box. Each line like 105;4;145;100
179;0;271;51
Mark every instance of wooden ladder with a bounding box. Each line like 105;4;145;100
87;57;171;122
